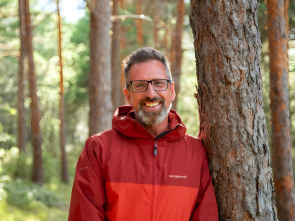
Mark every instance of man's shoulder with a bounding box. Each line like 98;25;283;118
87;128;121;143
183;134;207;153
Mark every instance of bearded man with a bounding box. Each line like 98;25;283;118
68;47;218;221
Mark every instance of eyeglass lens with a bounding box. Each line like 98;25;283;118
132;80;168;91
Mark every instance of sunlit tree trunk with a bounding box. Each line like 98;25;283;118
111;0;121;113
120;25;127;105
171;0;184;110
267;0;295;220
88;0;113;136
57;0;69;183
24;0;43;184
136;0;143;46
17;0;27;151
152;0;162;50
190;0;277;219
285;0;289;37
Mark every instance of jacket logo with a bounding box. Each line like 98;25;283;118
169;175;187;179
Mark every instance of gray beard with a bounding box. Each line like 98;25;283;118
136;103;172;126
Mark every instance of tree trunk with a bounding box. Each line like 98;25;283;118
24;0;43;184
189;0;278;220
111;0;121;113
285;0;289;38
120;25;127;106
57;0;69;183
17;0;27;152
267;0;295;220
171;0;184;110
88;0;113;136
136;0;143;46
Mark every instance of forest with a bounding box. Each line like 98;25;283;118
1;0;295;220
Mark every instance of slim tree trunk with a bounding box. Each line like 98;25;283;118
57;0;69;183
285;0;289;38
18;0;27;151
120;25;127;105
24;0;43;184
88;0;113;136
111;0;121;113
189;0;277;220
171;0;184;110
136;0;143;46
267;0;295;220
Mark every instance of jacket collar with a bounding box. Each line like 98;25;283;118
112;105;187;141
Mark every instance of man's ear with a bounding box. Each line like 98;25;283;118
170;81;176;101
123;87;132;105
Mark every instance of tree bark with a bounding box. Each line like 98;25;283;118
17;0;27;152
111;0;121;113
136;0;143;46
88;0;113;136
24;0;43;184
189;0;278;220
267;0;295;220
171;0;185;110
57;0;69;184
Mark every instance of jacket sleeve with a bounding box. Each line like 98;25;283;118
190;148;219;221
68;137;106;221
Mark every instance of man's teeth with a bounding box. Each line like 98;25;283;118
145;102;159;107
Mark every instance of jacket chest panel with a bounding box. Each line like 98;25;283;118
102;138;201;188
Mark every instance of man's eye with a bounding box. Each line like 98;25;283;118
154;80;164;85
135;83;146;88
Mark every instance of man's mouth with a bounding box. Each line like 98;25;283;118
144;102;160;107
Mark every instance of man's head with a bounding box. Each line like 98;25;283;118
123;47;175;126
123;47;172;84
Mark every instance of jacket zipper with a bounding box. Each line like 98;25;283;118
154;139;158;156
151;139;157;221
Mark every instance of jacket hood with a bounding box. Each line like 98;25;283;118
112;105;187;141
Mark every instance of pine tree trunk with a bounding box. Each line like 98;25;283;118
18;0;27;152
57;0;69;183
24;0;43;184
171;0;184;110
267;0;295;220
111;0;121;113
189;0;278;219
136;0;143;46
88;0;113;136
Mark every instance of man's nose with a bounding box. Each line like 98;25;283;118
145;82;157;97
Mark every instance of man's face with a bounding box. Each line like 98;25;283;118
123;60;175;126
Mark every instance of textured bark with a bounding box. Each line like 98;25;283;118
17;0;27;151
136;0;143;46
24;0;43;184
171;0;185;110
189;0;277;220
267;0;295;220
57;0;69;183
88;0;113;136
111;0;121;113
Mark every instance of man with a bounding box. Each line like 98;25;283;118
68;47;218;220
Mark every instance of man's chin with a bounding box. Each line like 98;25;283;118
136;107;168;126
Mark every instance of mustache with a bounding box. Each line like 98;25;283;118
140;97;164;104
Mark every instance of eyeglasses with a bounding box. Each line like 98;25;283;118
126;79;172;92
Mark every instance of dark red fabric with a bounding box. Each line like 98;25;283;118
68;106;218;221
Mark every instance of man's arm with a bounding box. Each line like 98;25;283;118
191;150;219;221
68;137;106;221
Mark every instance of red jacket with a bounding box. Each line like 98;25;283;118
68;106;218;221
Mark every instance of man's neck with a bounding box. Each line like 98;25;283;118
136;116;169;138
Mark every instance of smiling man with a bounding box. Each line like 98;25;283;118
68;47;218;221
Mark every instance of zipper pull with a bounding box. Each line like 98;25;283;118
154;140;158;156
